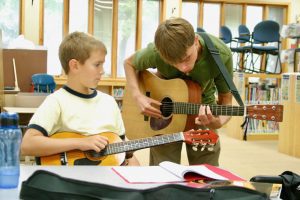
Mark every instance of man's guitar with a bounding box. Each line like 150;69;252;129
122;70;284;139
40;129;218;166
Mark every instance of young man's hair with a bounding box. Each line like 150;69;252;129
59;32;107;74
154;17;195;64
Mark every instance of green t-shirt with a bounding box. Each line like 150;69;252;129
132;33;233;104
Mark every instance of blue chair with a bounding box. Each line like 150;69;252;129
220;26;246;71
196;27;206;33
220;26;234;46
248;20;282;73
234;25;252;72
237;25;251;44
31;73;56;93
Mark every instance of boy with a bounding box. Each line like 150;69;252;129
21;32;139;166
124;18;233;166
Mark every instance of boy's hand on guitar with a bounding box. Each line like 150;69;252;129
195;105;222;129
78;135;109;152
135;94;162;119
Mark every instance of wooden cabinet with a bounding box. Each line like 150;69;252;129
225;72;281;140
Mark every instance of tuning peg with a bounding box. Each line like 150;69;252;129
192;143;199;151
201;143;207;151
207;145;214;151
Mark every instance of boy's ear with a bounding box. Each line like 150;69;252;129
68;59;79;72
194;36;198;44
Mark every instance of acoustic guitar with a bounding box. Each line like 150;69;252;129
122;70;284;140
40;129;218;166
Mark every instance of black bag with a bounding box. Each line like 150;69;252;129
280;171;300;200
20;170;269;200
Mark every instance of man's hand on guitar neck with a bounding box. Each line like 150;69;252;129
135;93;162;119
195;105;222;129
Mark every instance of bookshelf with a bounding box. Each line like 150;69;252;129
54;76;126;109
225;72;281;141
278;73;300;158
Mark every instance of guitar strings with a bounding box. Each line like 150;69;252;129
160;102;246;113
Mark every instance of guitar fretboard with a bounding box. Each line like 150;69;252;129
171;102;246;116
91;132;184;157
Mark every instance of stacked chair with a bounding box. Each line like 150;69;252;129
247;20;282;73
235;25;252;72
31;73;56;93
220;25;249;72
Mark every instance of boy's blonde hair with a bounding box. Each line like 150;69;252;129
59;32;107;74
154;18;195;64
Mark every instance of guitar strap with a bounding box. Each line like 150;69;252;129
199;32;249;140
199;32;244;106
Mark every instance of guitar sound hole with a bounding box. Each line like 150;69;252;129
150;97;173;131
160;97;173;118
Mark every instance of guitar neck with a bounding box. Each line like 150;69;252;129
172;102;245;116
96;132;184;157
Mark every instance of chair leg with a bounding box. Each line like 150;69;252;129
274;53;282;74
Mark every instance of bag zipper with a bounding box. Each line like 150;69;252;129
209;188;215;200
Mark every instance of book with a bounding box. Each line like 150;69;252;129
112;161;244;184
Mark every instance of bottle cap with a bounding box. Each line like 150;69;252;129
0;112;19;128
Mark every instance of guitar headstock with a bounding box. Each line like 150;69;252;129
247;104;283;122
183;129;219;146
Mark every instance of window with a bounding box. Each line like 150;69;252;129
268;6;285;27
224;4;243;72
0;0;19;46
94;0;113;77
141;0;160;48
69;0;88;33
246;5;263;72
246;6;263;33
182;2;198;31
117;0;137;77
224;4;242;38
44;0;63;75
203;3;220;37
267;6;285;73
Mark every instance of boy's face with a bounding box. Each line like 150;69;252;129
172;37;199;74
78;49;105;89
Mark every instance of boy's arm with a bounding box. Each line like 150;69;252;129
21;128;109;157
124;55;162;118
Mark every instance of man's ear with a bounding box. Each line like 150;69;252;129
194;36;198;45
68;59;79;72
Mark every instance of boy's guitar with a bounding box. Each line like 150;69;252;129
122;70;284;140
40;129;218;166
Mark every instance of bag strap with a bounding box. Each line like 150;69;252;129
199;32;244;107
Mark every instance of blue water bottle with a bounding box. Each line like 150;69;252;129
0;112;22;188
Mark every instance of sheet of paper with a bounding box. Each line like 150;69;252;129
159;161;228;180
112;166;183;183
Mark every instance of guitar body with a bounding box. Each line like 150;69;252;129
40;132;125;166
40;130;219;166
122;70;201;140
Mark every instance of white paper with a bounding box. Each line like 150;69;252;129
112;166;182;183
159;161;228;180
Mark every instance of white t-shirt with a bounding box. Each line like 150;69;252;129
28;86;125;137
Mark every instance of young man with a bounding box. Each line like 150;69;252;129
21;32;139;166
124;17;233;166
